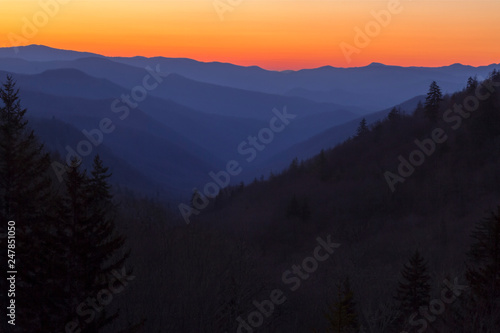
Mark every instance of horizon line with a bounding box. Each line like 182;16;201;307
1;44;499;72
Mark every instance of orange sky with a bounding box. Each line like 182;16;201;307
1;0;499;70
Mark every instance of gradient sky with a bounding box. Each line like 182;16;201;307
1;0;499;70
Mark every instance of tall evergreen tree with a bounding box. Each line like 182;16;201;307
424;81;443;122
394;250;431;318
0;76;135;333
413;100;424;118
387;107;401;122
87;155;130;279
325;277;359;333
465;207;500;330
0;76;56;332
0;75;52;222
356;118;369;137
489;68;499;80
466;76;478;92
58;156;131;333
54;159;92;331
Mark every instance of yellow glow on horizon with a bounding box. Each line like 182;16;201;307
0;0;499;70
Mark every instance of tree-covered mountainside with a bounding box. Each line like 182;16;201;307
183;71;500;332
1;70;499;332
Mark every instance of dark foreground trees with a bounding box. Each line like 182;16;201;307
57;157;132;333
0;75;54;332
0;76;134;332
393;250;431;331
394;250;431;316
464;207;500;332
324;277;359;333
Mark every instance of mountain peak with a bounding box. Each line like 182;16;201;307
0;44;103;62
367;62;386;67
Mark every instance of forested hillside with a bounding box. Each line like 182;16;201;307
171;71;500;332
1;70;499;332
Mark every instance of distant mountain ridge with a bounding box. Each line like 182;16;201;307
0;44;104;61
0;44;498;197
1;45;498;112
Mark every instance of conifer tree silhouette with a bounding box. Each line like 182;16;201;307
424;81;443;122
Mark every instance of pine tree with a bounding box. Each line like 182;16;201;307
424;81;443;122
87;155;129;280
0;75;52;221
325;277;359;333
489;68;499;80
466;76;478;92
356;118;369;137
0;76;135;332
58;156;132;333
465;207;500;329
57;158;92;330
394;250;431;317
0;76;56;332
413;100;424;117
388;107;401;122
